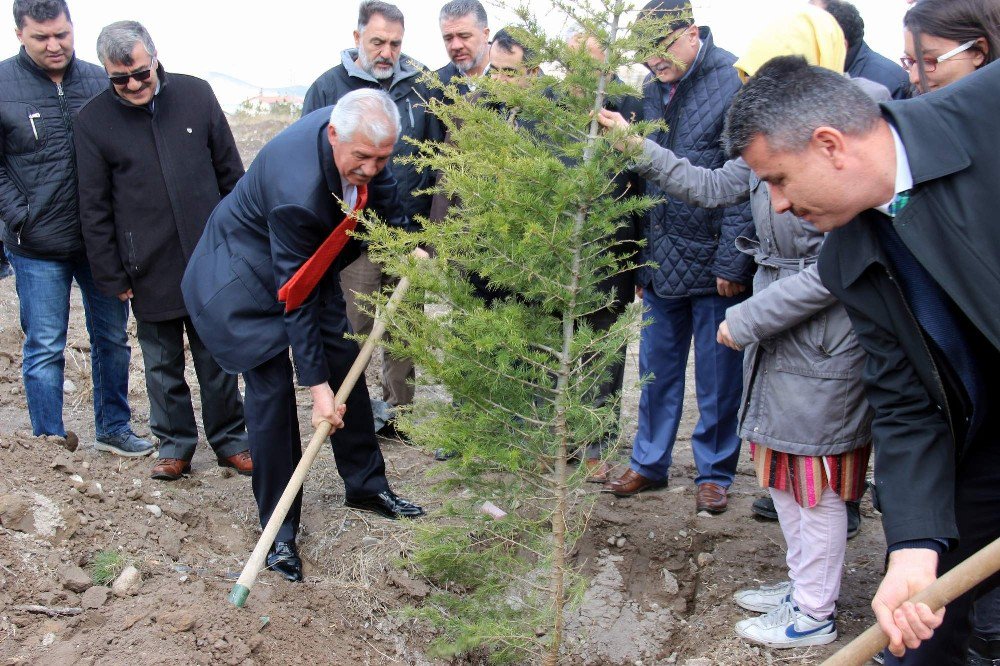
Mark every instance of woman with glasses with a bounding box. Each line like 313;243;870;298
902;0;1000;93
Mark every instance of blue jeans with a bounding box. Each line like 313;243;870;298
631;290;745;486
6;250;132;438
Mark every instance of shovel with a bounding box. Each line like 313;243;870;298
228;276;411;607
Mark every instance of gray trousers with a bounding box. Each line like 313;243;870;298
340;250;415;407
136;316;248;461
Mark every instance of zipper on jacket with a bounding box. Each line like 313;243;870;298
882;264;957;446
126;231;140;273
407;100;415;129
56;82;71;129
17;204;30;244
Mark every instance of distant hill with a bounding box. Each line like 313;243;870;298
203;72;308;113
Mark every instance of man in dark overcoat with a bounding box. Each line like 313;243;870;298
724;55;1000;664
182;89;424;582
76;20;251;481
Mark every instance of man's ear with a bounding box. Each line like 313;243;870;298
353;29;361;48
328;124;338;148
812;126;848;168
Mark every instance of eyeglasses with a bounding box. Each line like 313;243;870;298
900;39;977;72
108;58;156;86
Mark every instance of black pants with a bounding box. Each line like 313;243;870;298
136;316;247;461
242;332;389;543
582;302;628;459
885;427;1000;666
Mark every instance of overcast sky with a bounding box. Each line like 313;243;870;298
2;0;909;88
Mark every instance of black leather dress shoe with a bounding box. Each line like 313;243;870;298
266;541;303;582
345;490;425;519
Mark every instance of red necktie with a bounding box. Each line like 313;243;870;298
277;184;368;312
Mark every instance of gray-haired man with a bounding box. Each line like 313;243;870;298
182;88;425;583
303;1;441;438
75;20;251;481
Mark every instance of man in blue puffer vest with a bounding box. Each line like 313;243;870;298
604;0;755;514
0;0;152;456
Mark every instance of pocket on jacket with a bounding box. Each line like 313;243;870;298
774;309;863;379
231;257;278;313
1;102;46;155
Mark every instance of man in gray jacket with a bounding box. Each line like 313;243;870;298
302;0;440;438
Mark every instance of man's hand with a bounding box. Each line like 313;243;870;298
117;288;133;302
873;548;944;657
595;109;642;151
635;285;643;300
410;247;430;260
717;321;742;350
716;277;746;298
309;382;347;431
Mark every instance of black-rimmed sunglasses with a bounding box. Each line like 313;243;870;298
109;59;156;86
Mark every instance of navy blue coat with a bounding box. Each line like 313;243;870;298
640;28;755;297
847;41;911;101
181;109;405;386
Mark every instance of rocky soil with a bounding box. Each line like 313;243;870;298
0;113;887;665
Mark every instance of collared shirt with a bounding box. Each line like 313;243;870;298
874;123;914;216
340;178;357;210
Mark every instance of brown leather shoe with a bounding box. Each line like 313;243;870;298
602;468;667;497
151;458;191;480
584;458;612;484
218;450;253;476
696;482;728;514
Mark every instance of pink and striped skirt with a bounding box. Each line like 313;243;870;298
750;442;872;509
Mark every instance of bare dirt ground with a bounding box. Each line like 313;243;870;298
0;114;886;665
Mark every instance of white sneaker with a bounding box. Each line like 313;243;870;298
735;599;837;649
733;580;793;613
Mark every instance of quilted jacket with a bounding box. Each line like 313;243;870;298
0;48;106;259
639;28;755;297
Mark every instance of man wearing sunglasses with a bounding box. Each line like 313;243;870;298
73;21;252;482
1;0;154;457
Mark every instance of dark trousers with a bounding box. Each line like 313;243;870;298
583;302;628;459
136;316;247;460
885;427;1000;666
242;332;389;543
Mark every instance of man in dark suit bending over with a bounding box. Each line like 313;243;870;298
724;56;1000;664
182;89;424;583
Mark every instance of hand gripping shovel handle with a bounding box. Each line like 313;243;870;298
821;535;1000;666
228;276;411;607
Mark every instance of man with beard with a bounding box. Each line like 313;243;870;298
437;0;491;93
302;1;440;440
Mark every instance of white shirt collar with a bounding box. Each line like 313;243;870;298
340;178;357;210
874;123;914;215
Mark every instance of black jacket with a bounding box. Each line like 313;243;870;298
846;41;911;101
302;50;442;222
181;108;406;385
75;66;244;322
818;61;1000;548
0;48;106;259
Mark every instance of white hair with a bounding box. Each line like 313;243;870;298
328;88;401;144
